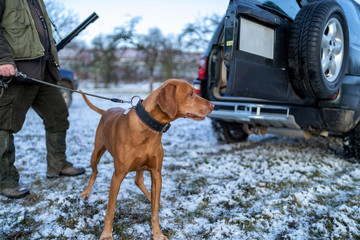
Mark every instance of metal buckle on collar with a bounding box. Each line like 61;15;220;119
160;123;171;133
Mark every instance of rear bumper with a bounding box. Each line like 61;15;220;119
209;101;357;136
210;101;300;129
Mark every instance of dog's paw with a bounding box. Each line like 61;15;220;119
79;191;90;200
100;232;113;240
153;234;168;240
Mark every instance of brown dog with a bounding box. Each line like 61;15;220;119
80;79;214;240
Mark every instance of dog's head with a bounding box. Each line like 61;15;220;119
156;79;214;121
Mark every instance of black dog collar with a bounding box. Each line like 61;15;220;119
135;100;171;133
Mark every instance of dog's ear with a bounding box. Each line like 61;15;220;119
157;83;177;118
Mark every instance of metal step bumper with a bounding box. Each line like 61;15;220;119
209;101;301;130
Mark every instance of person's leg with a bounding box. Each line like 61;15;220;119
31;70;84;177
45;131;73;176
0;130;18;188
0;83;36;198
0;130;30;198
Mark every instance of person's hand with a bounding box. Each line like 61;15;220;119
0;64;16;76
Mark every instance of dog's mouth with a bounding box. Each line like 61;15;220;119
185;113;206;121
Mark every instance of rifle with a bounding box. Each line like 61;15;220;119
56;12;99;52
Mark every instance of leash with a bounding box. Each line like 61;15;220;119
0;76;12;97
0;71;132;104
0;72;171;133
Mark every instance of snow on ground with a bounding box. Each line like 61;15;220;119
0;82;360;240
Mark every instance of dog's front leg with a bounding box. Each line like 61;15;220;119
150;169;168;240
100;171;126;240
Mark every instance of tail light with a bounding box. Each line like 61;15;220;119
195;56;208;95
198;56;208;80
194;80;202;95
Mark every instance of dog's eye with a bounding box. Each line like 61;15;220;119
189;91;194;97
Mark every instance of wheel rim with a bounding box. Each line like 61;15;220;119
321;17;344;83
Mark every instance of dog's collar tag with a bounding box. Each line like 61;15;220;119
135;100;171;133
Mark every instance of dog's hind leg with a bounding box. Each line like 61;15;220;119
135;170;151;202
80;127;106;200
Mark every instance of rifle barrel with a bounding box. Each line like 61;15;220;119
56;12;99;52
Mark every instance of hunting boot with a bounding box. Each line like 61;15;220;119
46;131;85;178
0;130;29;198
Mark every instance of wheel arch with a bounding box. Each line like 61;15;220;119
58;78;75;90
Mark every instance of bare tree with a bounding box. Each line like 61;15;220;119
92;35;118;87
159;35;181;80
133;28;164;92
43;0;79;43
178;13;222;53
91;17;140;87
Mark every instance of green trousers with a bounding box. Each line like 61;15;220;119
0;131;18;190
0;75;71;190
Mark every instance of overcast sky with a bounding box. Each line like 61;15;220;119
61;0;228;43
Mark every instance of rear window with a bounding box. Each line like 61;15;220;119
256;0;300;19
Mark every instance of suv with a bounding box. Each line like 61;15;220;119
194;0;360;161
59;68;78;107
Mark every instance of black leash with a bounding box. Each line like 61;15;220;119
11;72;132;103
0;76;12;97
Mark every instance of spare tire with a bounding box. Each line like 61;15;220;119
288;0;349;99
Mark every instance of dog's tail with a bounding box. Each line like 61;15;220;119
80;90;105;115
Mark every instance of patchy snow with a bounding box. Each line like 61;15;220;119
0;82;360;239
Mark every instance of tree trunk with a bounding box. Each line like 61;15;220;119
149;75;154;93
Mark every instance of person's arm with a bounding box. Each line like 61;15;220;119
0;0;17;76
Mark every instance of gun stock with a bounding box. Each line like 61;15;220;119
56;12;99;52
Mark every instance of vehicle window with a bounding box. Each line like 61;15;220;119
256;0;301;19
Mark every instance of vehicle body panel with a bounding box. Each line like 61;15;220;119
197;0;360;136
58;68;78;90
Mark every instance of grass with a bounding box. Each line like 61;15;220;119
2;118;360;239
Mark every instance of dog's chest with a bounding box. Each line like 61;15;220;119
126;137;164;170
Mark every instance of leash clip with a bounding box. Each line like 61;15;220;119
16;71;26;78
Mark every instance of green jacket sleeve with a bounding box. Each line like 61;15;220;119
0;0;16;66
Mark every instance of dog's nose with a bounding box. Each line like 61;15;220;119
209;102;215;109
